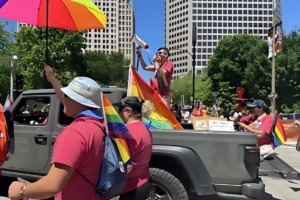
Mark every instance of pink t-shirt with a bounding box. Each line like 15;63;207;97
52;117;105;200
153;61;174;96
121;121;153;194
241;114;273;147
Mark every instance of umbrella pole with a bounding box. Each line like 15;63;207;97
45;0;49;64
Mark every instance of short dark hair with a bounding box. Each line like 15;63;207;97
158;47;169;56
174;104;179;111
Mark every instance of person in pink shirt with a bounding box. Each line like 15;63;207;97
238;100;274;161
8;65;105;200
113;96;153;200
137;46;174;105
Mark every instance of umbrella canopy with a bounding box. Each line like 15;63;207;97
0;0;106;31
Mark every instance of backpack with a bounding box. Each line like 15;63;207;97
76;122;127;199
0;104;9;167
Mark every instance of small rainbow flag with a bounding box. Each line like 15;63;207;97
128;67;183;130
101;93;135;164
272;114;287;148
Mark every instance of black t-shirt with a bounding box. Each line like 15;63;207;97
173;112;182;122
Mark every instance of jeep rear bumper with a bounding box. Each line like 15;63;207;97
215;180;265;200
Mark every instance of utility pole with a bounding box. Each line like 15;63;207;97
271;8;277;113
192;26;197;108
10;59;14;102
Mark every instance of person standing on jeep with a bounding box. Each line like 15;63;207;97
8;65;106;200
137;46;173;105
113;96;153;200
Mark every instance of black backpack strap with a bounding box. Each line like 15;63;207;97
76;169;97;188
75;121;106;189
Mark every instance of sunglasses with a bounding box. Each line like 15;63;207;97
157;51;168;56
119;107;125;113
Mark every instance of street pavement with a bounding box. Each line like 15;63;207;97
259;142;300;200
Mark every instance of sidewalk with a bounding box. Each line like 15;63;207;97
261;142;300;200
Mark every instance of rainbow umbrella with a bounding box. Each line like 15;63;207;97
0;0;107;63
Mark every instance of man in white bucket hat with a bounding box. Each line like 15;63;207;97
8;65;106;200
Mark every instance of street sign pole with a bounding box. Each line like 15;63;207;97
192;26;197;109
271;8;276;113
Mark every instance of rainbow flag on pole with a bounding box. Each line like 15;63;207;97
271;114;287;148
128;67;183;130
101;93;134;164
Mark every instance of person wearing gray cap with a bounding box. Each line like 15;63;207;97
8;65;106;200
238;100;274;161
113;96;153;200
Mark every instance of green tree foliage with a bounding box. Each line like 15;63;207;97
13;27;87;90
84;51;130;88
0;21;14;104
171;74;214;106
207;31;300;112
275;30;300;111
207;34;268;107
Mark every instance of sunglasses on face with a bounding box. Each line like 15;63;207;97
157;51;168;56
119;107;125;113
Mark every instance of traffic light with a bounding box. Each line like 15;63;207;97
212;78;219;92
16;74;24;90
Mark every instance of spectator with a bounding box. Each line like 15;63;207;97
191;103;203;117
171;104;182;122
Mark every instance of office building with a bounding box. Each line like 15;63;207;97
165;0;282;79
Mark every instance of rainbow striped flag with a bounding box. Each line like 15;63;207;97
128;67;183;130
272;114;287;148
101;93;134;164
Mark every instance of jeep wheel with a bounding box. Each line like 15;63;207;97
148;168;188;200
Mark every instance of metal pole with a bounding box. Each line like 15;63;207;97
192;26;197;108
271;10;276;113
46;0;49;64
10;58;14;102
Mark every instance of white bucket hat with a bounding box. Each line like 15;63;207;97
61;77;101;108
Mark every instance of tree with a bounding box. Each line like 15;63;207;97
207;34;271;108
84;51;130;88
13;27;87;90
275;30;300;111
242;38;271;103
0;21;14;104
170;74;214;106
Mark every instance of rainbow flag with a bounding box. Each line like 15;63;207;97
128;67;183;130
272;114;287;148
101;93;135;164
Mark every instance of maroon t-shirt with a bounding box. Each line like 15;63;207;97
121;121;153;194
153;61;174;96
241;114;274;147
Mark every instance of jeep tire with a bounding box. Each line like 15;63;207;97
148;168;188;200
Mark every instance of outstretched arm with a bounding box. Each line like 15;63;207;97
136;46;155;71
43;65;65;105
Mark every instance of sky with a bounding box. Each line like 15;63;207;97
1;0;300;82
